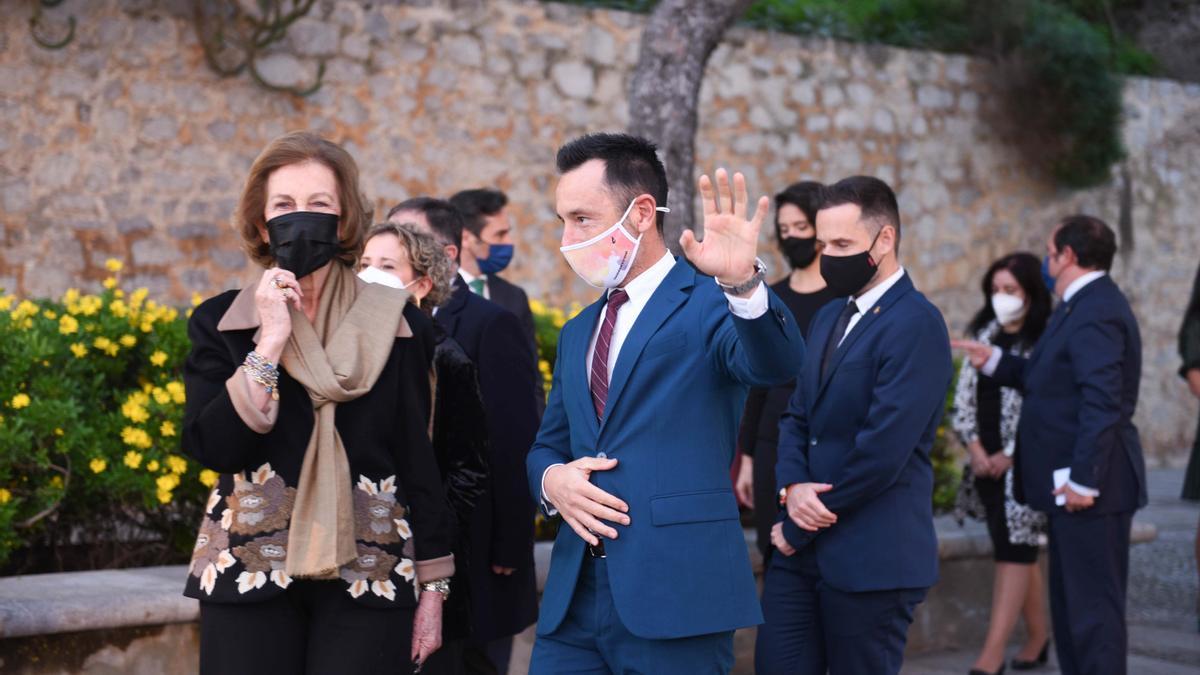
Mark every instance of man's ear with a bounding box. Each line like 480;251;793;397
443;244;460;264
879;224;898;256
632;194;658;235
1060;245;1078;268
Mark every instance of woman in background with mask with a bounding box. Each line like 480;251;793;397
182;132;453;674
734;181;835;565
951;252;1053;675
360;223;490;675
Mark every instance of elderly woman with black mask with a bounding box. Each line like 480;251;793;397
182;131;453;674
734;181;836;565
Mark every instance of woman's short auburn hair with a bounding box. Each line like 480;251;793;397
235;131;372;269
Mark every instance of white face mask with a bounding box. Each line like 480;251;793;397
991;292;1027;325
559;199;670;289
358;265;418;290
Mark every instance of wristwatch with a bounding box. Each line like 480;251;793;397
716;258;767;296
420;578;451;599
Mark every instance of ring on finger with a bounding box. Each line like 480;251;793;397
272;276;286;289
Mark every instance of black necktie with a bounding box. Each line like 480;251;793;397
821;300;860;380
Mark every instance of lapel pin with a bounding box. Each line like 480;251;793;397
873;306;881;315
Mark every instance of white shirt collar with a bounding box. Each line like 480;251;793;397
1063;270;1106;302
611;252;675;305
458;268;485;285
852;266;906;311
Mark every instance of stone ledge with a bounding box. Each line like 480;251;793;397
0;566;197;639
0;518;1156;640
935;515;1158;561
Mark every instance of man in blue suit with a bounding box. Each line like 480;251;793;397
956;216;1146;675
526;133;804;673
758;176;953;674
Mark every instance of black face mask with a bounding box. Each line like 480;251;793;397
781;236;818;269
266;211;341;279
819;231;882;297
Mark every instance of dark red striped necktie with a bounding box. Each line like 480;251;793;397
590;289;630;420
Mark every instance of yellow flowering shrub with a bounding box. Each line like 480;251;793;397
529;298;583;541
0;262;206;569
530;298;584;398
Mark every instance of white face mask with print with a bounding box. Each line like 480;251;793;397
991;292;1027;325
559;199;670;289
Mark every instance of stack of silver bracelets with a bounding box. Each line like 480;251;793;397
242;350;280;401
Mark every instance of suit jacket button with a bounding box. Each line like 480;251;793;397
596;451;607;459
810;438;818;446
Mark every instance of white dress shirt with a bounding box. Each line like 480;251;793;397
838;267;906;346
542;253;769;511
1062;270;1106;302
980;270;1108;497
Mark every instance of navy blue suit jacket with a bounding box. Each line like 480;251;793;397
775;273;952;593
436;279;540;640
991;275;1147;514
526;258;804;640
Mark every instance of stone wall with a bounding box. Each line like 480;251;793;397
2;0;1198;460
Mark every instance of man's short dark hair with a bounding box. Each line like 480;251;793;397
818;176;902;254
556;133;669;234
449;188;508;238
774;181;824;241
1054;214;1117;271
386;197;464;256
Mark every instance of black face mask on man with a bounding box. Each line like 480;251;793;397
266;211;341;279
819;228;883;297
781;235;819;269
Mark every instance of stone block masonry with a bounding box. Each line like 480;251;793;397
2;0;1198;460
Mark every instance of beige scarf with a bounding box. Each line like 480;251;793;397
282;263;410;579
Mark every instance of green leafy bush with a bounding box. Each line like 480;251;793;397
551;0;1155;189
0;260;211;572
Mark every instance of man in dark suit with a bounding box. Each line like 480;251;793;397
450;188;545;413
758;176;953;674
956;215;1147;675
387;198;540;675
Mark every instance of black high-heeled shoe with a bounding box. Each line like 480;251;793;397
1010;640;1050;670
969;666;1005;675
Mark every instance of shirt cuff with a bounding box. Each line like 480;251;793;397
980;346;1003;377
225;371;279;434
1067;479;1100;497
540;463;564;517
415;554;455;583
723;281;768;319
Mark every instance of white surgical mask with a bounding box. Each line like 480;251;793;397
991;292;1027;325
559;200;670;289
358;265;419;290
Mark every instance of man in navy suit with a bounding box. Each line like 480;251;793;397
449;188;546;414
388;198;540;675
758;176;953;674
526;133;804;673
956;216;1146;675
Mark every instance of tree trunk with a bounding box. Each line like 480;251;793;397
628;0;754;252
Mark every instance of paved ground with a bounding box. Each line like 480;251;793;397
509;468;1199;674
904;467;1199;674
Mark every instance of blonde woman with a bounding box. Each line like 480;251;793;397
361;222;491;674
